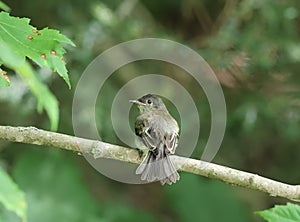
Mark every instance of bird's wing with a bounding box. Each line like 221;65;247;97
135;117;159;150
135;113;178;154
164;132;178;154
149;113;179;155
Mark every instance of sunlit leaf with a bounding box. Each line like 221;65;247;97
0;42;59;130
0;12;74;88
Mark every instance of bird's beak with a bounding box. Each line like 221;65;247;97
129;100;146;106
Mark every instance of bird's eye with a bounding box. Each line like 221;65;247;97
147;99;152;104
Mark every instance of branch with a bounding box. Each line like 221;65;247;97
0;125;299;202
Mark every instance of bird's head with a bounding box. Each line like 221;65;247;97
130;94;167;113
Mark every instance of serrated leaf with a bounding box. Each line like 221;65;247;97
0;41;59;130
0;69;10;87
0;12;74;88
256;203;300;222
0;167;27;222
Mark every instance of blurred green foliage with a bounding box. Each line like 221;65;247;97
1;0;300;221
165;174;249;221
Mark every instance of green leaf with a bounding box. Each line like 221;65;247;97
0;69;10;87
0;1;10;12
256;203;300;222
0;167;27;222
0;12;74;88
0;12;74;129
0;42;59;130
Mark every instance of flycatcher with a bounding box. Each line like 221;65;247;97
130;94;180;185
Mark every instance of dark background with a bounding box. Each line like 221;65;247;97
1;0;300;221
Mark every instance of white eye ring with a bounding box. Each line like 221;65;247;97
147;99;152;104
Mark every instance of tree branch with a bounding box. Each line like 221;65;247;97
0;125;299;202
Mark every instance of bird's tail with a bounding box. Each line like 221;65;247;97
136;149;179;185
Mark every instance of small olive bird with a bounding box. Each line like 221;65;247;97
130;94;180;185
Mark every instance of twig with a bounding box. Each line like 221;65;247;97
0;125;299;202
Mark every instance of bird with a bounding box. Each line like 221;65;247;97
130;94;180;185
